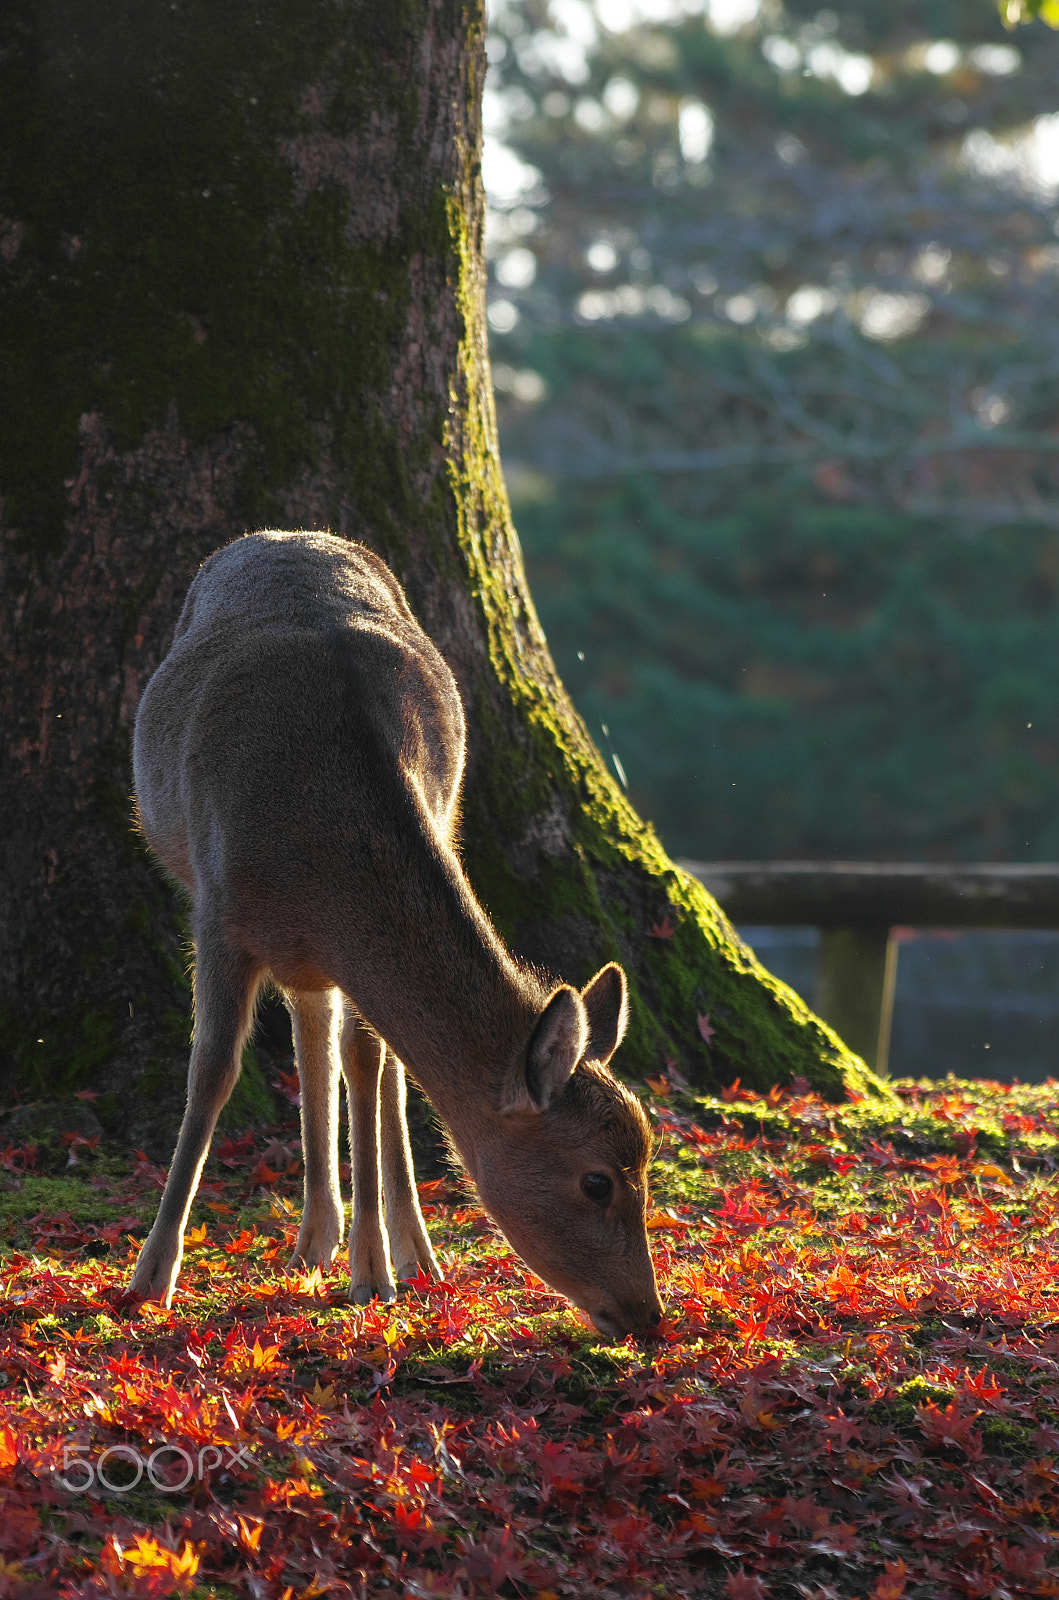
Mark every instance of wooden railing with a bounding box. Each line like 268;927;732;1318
678;861;1059;1074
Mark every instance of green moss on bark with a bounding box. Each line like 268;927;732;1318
438;119;888;1101
218;1043;277;1132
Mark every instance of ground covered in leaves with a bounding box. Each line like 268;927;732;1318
0;1071;1058;1599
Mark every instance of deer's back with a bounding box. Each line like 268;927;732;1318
133;533;465;920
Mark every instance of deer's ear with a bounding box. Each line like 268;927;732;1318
580;964;628;1066
502;987;587;1115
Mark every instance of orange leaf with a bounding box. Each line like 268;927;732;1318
298;1579;335;1600
224;1336;285;1374
262;1476;324;1505
308;1379;337;1411
275;1416;311;1442
922;1155;962;1185
646;1208;690;1232
224;1228;257;1255
972;1162;1013;1186
296;1264;326;1296
236;1517;264;1552
870;1559;909;1599
120;1533;200;1588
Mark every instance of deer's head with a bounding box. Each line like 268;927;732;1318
471;964;662;1341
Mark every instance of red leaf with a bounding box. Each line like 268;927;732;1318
697;1014;716;1043
247;1160;281;1187
664;1057;691;1089
216;1131;256;1166
869;1561;908;1599
649;915;675;940
224;1228;257;1255
272;1069;302;1106
725;1571;769;1599
916;1399;984;1458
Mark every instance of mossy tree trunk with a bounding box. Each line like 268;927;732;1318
0;0;883;1144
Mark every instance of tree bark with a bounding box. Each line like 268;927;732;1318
0;0;881;1147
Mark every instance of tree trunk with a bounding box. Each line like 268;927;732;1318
0;0;881;1148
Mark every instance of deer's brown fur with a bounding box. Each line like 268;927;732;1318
129;531;661;1339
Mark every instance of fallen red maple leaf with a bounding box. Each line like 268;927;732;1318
246;1161;281;1188
697;1014;716;1043
869;1560;909;1599
724;1569;769;1598
215;1132;256;1166
272;1069;302;1106
915;1398;984;1459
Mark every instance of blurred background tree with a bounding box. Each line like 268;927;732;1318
482;0;1059;864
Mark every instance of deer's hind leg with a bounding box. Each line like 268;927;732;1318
285;989;344;1271
380;1052;441;1285
131;924;260;1306
339;1008;397;1305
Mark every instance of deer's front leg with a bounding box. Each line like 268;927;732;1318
286;989;344;1271
131;931;259;1305
381;1052;441;1284
340;1013;397;1305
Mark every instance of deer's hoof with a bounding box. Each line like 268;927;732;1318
394;1256;440;1284
287;1248;339;1275
290;1220;343;1271
128;1259;177;1307
350;1279;397;1306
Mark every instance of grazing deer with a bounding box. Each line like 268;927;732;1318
130;531;661;1339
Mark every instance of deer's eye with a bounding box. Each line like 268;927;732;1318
581;1172;613;1206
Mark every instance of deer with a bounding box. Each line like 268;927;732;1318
129;530;662;1340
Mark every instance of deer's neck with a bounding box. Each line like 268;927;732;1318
335;828;542;1147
